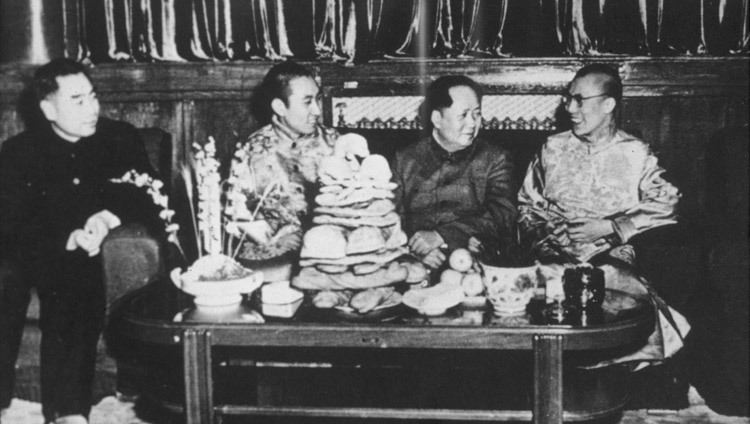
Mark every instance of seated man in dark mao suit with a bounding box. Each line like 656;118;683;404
391;75;517;269
0;58;160;424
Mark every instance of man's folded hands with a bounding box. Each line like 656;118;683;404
65;210;121;256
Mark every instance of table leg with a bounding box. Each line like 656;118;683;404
183;329;214;424
533;334;563;424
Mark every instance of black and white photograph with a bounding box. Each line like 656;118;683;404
1;1;747;423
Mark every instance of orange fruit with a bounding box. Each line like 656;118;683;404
440;269;464;287
461;272;484;296
449;248;474;272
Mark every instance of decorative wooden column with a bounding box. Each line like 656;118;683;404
183;329;214;424
533;334;564;424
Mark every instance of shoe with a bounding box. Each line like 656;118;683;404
625;362;689;410
54;414;88;424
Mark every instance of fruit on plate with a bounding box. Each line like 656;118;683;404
183;254;253;282
170;254;264;308
349;286;401;314
402;281;466;315
440;269;464;286
460;272;484;297
448;248;474;272
312;290;353;308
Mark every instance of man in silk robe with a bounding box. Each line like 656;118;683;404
518;64;690;367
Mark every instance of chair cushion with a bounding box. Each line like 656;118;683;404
101;224;164;309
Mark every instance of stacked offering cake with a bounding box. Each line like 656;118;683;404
291;134;427;313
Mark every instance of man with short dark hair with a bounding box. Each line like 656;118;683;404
391;75;517;268
0;58;158;424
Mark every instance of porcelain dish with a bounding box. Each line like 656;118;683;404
170;267;264;308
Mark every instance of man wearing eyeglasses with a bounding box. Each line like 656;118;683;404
517;64;690;368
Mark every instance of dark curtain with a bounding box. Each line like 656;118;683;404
65;0;749;63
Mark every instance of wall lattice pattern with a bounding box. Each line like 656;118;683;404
332;95;562;130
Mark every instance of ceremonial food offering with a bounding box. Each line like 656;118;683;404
171;254;264;308
292;134;415;318
402;282;466;316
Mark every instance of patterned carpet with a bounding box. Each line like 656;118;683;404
3;388;748;424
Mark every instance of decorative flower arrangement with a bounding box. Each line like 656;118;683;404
109;169;184;259
191;137;224;256
112;136;302;265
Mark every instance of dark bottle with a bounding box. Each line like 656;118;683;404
563;264;605;311
545;294;570;324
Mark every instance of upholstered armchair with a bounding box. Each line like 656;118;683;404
101;127;172;310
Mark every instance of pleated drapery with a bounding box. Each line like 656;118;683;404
63;0;749;63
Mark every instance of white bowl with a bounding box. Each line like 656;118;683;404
490;296;533;316
260;281;304;318
170;267;264;308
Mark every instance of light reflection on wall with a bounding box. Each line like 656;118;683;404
30;0;49;63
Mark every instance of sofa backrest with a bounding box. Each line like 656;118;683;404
138;127;172;187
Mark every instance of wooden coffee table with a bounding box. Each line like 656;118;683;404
108;280;653;424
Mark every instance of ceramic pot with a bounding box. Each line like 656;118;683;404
480;263;539;316
171;267;264;309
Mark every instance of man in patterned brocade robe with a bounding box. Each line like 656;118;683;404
227;62;340;256
518;64;690;367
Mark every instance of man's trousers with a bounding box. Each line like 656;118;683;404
0;251;105;421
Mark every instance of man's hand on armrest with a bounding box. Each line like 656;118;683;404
628;222;694;247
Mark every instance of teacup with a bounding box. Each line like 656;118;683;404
481;263;539;316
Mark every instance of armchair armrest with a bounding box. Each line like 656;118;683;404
101;223;164;309
629;223;705;314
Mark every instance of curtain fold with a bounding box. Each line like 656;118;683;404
63;0;749;63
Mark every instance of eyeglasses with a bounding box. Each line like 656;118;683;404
562;92;609;108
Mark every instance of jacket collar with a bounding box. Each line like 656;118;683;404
428;135;478;163
271;115;320;142
34;121;81;152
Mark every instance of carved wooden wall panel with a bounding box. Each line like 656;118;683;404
99;100;186;182
188;100;258;175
